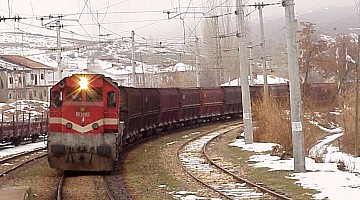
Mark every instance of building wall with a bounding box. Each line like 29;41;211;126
26;69;49;86
0;69;51;103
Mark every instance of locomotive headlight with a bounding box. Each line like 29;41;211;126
79;77;89;90
92;123;99;130
66;122;73;129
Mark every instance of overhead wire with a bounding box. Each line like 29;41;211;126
97;0;132;11
72;18;164;26
77;21;96;41
100;0;110;23
184;0;232;44
78;0;90;20
23;0;34;32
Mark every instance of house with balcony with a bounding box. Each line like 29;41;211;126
0;55;54;103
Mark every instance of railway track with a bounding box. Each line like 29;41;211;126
0;137;46;151
57;172;116;200
178;123;291;200
0;147;47;177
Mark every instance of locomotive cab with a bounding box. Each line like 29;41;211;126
48;74;121;171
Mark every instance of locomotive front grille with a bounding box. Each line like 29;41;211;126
48;132;119;171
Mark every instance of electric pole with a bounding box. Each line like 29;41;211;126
196;37;201;87
283;0;306;173
214;16;222;86
37;15;64;80
248;43;254;86
257;2;269;98
7;0;11;18
236;0;253;144
356;35;360;157
131;30;136;87
56;20;62;80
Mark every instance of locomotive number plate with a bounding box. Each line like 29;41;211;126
76;112;90;117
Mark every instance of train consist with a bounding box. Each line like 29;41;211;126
0;112;48;146
47;74;337;171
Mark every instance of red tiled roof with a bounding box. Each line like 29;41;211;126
0;55;53;70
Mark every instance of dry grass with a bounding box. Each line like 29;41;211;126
253;96;292;154
337;86;359;156
253;93;325;156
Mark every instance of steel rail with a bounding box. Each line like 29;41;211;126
177;122;241;199
103;175;116;200
0;147;46;163
57;174;65;200
203;129;292;200
0;148;47;177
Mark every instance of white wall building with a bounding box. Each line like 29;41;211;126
0;55;54;103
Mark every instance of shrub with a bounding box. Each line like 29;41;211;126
253;93;325;157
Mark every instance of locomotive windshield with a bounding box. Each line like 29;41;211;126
66;87;102;102
66;89;82;101
87;88;102;102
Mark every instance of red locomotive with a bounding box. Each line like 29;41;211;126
48;74;242;171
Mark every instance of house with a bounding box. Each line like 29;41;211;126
0;55;54;103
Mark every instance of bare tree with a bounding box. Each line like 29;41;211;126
298;22;330;87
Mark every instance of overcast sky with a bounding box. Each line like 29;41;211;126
0;0;357;41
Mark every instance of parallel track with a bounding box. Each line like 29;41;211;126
0;147;47;177
177;123;291;200
57;172;115;200
204;128;292;200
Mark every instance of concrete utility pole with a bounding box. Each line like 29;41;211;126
131;30;136;87
37;15;64;80
257;3;269;97
7;0;10;18
56;20;62;80
214;16;222;86
248;43;254;86
236;0;253;144
196;37;201;87
356;35;360;157
283;0;306;173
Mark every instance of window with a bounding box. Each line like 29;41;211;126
51;91;62;107
34;75;38;85
107;91;116;108
40;74;44;80
34;90;37;97
9;77;13;84
31;74;34;80
66;89;82;101
86;88;102;102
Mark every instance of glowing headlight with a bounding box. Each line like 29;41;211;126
79;77;89;90
92;123;99;130
66;122;73;129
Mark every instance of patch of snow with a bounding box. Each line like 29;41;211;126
230;128;360;200
0;142;46;158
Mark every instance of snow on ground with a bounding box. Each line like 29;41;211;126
229;124;360;200
0;100;49;122
0;142;46;158
221;75;289;86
